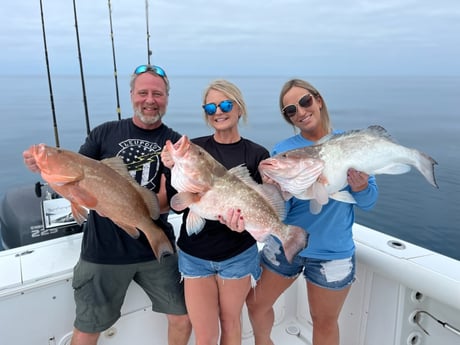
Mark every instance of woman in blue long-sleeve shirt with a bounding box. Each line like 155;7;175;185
245;78;379;345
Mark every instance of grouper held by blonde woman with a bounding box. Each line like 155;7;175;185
259;125;438;214
164;135;309;262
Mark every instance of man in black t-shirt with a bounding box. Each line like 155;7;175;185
23;65;192;345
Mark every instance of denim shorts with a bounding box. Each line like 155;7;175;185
72;255;187;333
261;249;355;290
178;244;261;281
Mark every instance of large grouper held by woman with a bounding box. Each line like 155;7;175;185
164;135;308;262
24;143;174;259
258;125;438;214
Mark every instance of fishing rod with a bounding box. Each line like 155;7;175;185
145;0;152;65
72;0;91;135
39;0;60;147
107;0;122;120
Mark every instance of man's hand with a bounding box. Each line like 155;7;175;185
23;148;41;173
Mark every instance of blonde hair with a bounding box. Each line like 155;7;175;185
202;79;248;124
279;79;331;134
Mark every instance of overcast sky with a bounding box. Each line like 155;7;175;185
1;0;459;77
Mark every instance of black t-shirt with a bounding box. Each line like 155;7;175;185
174;135;270;261
78;118;181;264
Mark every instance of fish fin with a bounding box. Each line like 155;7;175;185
312;181;329;205
329;191;356;204
186;212;206;235
171;192;201;212
374;163;411;175
171;168;212;193
137;186;161;220
229;166;287;219
256;184;286;220
278;225;309;263
304;182;329;214
102;156;148;191
68;188;99;209
228;164;264;191
366;125;398;143
114;223;141;239
228;165;257;186
282;191;293;200
309;200;323;215
70;202;89;225
298;186;315;200
314;133;335;145
101;156;130;176
413;150;438;188
138;220;175;260
41;172;81;184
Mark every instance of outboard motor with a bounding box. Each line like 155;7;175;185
0;183;83;250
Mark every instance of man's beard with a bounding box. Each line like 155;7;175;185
134;108;163;125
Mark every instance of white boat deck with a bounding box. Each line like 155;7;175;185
1;216;459;345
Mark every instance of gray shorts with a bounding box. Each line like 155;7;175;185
72;254;187;333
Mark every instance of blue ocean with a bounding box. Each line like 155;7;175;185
0;75;458;260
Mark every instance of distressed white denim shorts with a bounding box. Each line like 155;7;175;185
261;249;355;290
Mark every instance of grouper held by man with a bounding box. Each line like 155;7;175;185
164;135;308;263
259;125;438;214
24;143;174;259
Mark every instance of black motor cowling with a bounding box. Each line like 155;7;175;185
0;183;83;250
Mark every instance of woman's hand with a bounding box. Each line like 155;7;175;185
347;168;369;192
218;208;245;232
161;143;174;169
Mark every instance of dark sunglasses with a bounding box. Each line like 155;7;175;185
133;64;167;78
202;100;234;116
282;94;314;118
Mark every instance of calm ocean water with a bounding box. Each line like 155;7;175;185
0;75;458;260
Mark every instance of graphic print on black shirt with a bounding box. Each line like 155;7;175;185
116;138;162;191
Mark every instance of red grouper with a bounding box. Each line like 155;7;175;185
25;143;174;259
164;135;308;262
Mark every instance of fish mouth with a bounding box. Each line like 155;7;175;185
258;159;280;179
259;159;302;179
259;159;277;170
32;143;49;168
167;135;191;158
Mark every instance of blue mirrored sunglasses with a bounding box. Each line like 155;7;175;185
202;100;234;116
133;64;167;78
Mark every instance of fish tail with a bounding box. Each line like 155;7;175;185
414;150;439;188
143;222;175;261
280;225;309;263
